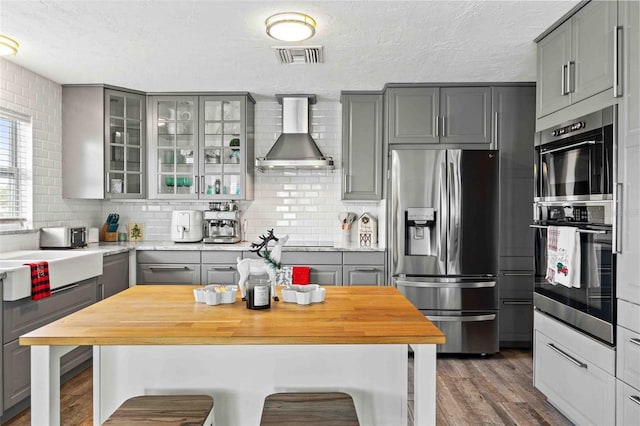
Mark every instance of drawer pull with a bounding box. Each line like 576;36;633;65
213;267;235;271
51;283;80;295
547;343;587;369
502;300;533;306
148;266;190;272
630;338;640;347
427;314;496;322
630;395;640;407
354;267;377;272
502;273;533;277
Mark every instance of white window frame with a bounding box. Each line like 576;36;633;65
0;107;33;231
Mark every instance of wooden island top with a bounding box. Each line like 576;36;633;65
19;285;445;347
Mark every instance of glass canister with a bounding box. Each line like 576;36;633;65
246;279;271;310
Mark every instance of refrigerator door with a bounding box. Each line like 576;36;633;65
390;149;447;276
447;150;499;275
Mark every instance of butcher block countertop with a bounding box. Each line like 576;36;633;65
19;285;445;346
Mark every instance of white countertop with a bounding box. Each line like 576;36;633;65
92;241;385;253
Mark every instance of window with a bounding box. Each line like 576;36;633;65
0;107;32;231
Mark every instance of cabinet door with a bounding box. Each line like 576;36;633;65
534;330;615;425
570;0;617;104
617;325;640;390
200;96;246;199
342;265;384;286
101;252;129;299
617;379;640;426
440;87;491;144
499;270;534;299
310;266;342;286
499;299;533;347
536;20;572;117
138;264;201;284
148;96;199;199
105;89;146;199
387;88;439;144
202;264;240;286
341;93;383;200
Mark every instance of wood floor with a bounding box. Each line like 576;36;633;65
4;349;571;426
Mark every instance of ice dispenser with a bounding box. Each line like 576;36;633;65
405;207;436;255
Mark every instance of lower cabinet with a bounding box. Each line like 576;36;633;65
2;277;98;410
617;299;640;425
101;251;129;299
533;311;615;425
137;251;201;284
201;251;240;285
280;252;343;285
617;379;640;426
343;252;385;286
499;267;534;348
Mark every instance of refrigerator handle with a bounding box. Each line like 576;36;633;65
448;154;461;274
439;162;447;266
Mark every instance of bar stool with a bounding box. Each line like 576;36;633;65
103;394;215;425
260;392;359;425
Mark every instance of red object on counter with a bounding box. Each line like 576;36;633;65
25;261;51;300
292;266;310;285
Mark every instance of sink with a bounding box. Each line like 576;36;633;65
0;250;103;301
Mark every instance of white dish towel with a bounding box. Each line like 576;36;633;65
545;226;581;288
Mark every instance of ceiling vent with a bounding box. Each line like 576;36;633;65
273;46;323;64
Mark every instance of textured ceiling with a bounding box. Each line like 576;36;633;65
0;0;579;100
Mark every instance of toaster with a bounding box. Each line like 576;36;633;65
40;227;87;249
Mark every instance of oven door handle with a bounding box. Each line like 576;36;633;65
426;314;496;322
529;224;608;235
395;280;496;289
540;140;596;155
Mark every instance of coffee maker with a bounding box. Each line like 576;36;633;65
203;202;241;244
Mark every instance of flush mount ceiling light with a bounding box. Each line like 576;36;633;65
0;35;19;56
265;12;316;42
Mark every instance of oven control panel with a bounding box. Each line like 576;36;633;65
537;204;608;225
551;121;585;137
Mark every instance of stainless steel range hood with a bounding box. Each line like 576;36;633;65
256;94;334;171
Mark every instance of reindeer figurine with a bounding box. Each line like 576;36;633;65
236;230;289;301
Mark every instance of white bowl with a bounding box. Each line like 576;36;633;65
281;288;297;303
205;290;220;306
193;288;206;303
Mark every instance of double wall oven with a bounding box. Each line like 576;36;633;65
532;106;617;345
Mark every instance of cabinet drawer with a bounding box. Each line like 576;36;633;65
281;252;342;265
343;265;384;286
137;250;200;264
3;278;98;343
617;325;640;390
202;264;239;286
617;379;640;426
201;251;241;264
534;329;615;425
342;252;384;265
499;272;534;299
137;264;201;285
309;266;342;286
499;299;533;346
500;256;533;271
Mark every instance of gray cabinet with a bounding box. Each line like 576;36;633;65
201;251;240;286
137;251;201;284
100;252;129;299
342;252;385;286
2;277;97;410
341;92;383;200
62;85;146;199
536;0;618;118
281;252;343;285
148;94;255;200
499;270;534;348
387;86;491;144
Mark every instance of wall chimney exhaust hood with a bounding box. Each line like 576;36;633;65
256;94;334;172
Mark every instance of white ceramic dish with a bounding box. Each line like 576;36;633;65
280;285;325;305
194;285;238;305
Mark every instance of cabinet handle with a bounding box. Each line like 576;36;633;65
98;282;104;299
441;116;446;137
493;112;498;145
435;115;440;137
630;395;640;407
562;64;568;95
201;176;205;194
149;266;190;272
613;182;622;254
503;272;534;277
502;300;533;306
613;25;623;98
354;267;376;272
629;338;640;347
212;267;235;271
567;61;575;94
51;283;80;295
547;343;587;369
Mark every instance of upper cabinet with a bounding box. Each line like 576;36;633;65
341;92;383;200
536;0;618;118
62;85;146;199
147;94;255;200
387;86;491;144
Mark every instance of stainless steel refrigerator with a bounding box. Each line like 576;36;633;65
390;149;499;354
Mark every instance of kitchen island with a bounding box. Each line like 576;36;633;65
20;285;445;425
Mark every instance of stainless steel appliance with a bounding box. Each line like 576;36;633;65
531;201;615;345
171;210;203;243
203;202;241;244
39;226;87;249
535;106;614;202
390;149;499;354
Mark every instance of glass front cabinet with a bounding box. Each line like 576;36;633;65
148;94;255;200
105;89;146;199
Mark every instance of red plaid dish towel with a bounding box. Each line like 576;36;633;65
25;261;51;300
292;266;310;285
